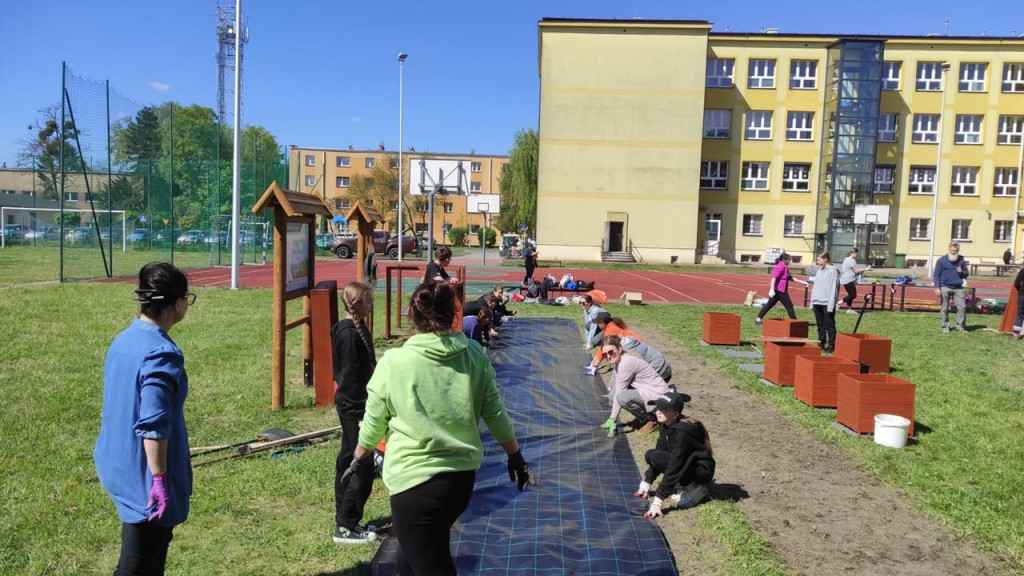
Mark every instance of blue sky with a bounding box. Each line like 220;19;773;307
0;0;1019;167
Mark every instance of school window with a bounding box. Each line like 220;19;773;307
365;157;375;169
950;167;979;196
336;177;350;188
1;189;15;195
470;182;482;192
742;214;763;236
304;154;316;166
1003;63;1024;93
365;178;375;188
874;165;895;194
700;161;728;189
998;115;1024;145
336;156;350;167
881;61;901;90
951;219;972;242
64;192;79;202
783;215;804;236
444;202;453;213
877;113;898;142
994;168;1019;197
745;111;772;140
741;162;770;190
995;220;1013;242
415;200;428;213
790;60;817;89
414;223;428;233
471;162;482;172
912;114;940;144
959;63;987;92
908;166;936;195
785;112;814;141
304;175;316;187
781;163;811;192
388;201;398;211
334;198;350;211
748;59;776;89
870;224;889;245
954;115;983;144
916;62;944;91
469;224;481;235
703;110;732;139
706;59;735;87
909;218;931;240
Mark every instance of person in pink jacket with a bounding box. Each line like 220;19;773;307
600;335;670;436
755;253;807;326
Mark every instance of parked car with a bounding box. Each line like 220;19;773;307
24;226;54;240
2;224;26;240
65;226;94;243
331;230;417;259
499;234;521;257
203;231;229;245
154;228;182;242
129;228;150;242
99;227;123;241
177;230;208;245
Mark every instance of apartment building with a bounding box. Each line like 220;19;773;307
287;147;508;246
537;19;1024;266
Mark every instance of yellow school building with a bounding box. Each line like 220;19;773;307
537;19;1024;267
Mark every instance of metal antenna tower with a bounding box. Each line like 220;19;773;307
216;3;248;121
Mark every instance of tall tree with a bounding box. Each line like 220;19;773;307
18;104;82;201
347;154;399;230
496;129;538;236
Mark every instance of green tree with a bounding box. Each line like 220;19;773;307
348;154;399;230
18;104;82;201
496;129;538;236
477;226;497;247
55;212;82;228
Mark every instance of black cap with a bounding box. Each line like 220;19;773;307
595;311;613;325
647;392;691;413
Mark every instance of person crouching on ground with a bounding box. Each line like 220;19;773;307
636;392;716;519
809;251;841;353
580;294;606;350
587;313;643;373
600;335;671;437
462;305;493;346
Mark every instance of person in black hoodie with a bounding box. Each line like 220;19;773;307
330;282;379;544
635;392;715;519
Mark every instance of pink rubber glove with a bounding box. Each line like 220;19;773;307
147;473;168;521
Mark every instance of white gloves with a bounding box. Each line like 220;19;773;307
634;481;651;499
584;366;597;376
644;497;664;519
768;289;776;298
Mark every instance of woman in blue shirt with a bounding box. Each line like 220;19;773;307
94;262;195;575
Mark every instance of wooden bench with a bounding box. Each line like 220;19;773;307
969;262;1018;277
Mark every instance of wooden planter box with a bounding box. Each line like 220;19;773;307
836;374;915;435
834;333;892;374
762;318;809;340
793;356;862;408
702;312;741;346
764;341;821;386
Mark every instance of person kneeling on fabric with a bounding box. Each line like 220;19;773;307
636;392;716;519
600;335;670;437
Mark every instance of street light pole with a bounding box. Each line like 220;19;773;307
926;62;951;278
397;52;407;262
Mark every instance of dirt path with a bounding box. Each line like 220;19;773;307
626;324;1006;576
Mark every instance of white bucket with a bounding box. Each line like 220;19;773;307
873;414;911;448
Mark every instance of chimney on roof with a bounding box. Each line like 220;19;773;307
378;143;385;151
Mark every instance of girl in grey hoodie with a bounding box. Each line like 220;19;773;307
809;251;840;353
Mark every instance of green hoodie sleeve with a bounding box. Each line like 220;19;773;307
358;353;392;452
476;352;515;444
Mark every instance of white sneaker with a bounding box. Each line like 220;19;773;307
333;524;378;544
846;309;858;315
670;483;710;509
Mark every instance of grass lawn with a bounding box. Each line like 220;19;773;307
1;280;1022;574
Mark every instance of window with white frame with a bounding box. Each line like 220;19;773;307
334;198;350;211
64;192;79;202
912;114;940;143
783;215;804;236
782;163;811;191
998;115;1024;144
336;156;350;167
881;61;901;90
909;218;931;240
444;202;453;213
908;166;936;195
1003;63;1024;93
959;63;987;92
748;59;776;88
336;177;350;188
874;165;895;194
995;220;1013;242
950;166;979;196
745;111;773;140
304;175;316;187
877;113;898;142
304;154;316;166
414;223;428;233
786;111;814;141
365;157;375;169
790;60;817;89
388;201;398;211
470;182;482;192
916;62;944;91
741;162;770;190
954;115;983;144
994;167;1019;197
706;59;735;87
870;224;889;245
700;161;729;189
471;161;482;172
703;110;732;139
951;219;972;241
742;214;764;236
416;200;428;213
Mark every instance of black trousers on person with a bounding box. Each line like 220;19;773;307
812;305;837;351
335;408;374;530
842;282;857;308
756;291;796;320
523;263;536;284
113;521;174;576
391;470;476;576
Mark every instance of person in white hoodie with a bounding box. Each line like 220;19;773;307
809;251;841;353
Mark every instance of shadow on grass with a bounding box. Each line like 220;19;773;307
310;562;370;576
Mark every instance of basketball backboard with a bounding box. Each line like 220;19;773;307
853;204;890;225
411;158;469;195
467;194;500;214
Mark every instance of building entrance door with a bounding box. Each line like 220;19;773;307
606;221;624;252
704;214;722;256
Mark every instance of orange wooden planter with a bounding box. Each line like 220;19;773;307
702;312;741;346
762;318;809;340
836;373;915;435
834;333;892;374
793;356;861;408
764;341;821;386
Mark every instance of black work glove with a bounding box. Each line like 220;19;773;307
507;450;535;491
340;455;369;486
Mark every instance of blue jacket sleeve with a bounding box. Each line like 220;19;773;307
134;347;184;440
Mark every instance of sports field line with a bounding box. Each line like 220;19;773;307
622;270;702;304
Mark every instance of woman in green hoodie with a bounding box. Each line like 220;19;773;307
343;281;534;575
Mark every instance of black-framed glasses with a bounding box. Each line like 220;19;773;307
602;348;619;358
184;293;197;306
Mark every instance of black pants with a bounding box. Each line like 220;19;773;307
523;263;536;284
757;291;796;320
391;470;476;576
335;408;374;529
842;282;857;308
812;305;837;350
113;521;174;576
